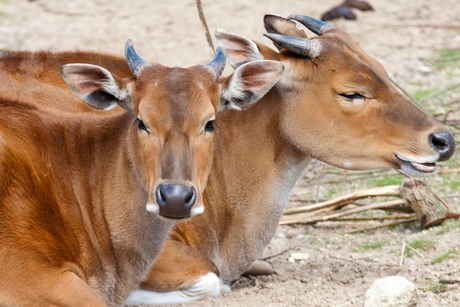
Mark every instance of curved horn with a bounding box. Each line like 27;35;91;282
287;14;334;36
205;47;226;80
125;39;147;77
264;33;322;59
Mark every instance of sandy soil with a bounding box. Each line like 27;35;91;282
0;0;459;306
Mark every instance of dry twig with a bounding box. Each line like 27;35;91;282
284;185;400;215
345;217;418;234
399;240;406;266
196;0;215;56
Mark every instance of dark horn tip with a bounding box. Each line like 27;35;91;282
287;14;334;35
124;38;147;77
263;33;281;40
215;46;224;55
206;47;226;79
124;39;134;55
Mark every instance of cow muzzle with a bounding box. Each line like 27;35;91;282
153;184;198;219
395;130;456;177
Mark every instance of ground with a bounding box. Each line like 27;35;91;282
0;0;459;306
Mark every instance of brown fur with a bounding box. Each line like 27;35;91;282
139;20;455;300
0;21;454;303
0;51;223;305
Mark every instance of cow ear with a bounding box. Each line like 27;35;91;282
215;29;263;68
62;63;131;110
220;60;284;111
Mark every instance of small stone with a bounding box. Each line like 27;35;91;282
290;252;309;261
275;231;286;238
364;276;417;307
243;260;275;276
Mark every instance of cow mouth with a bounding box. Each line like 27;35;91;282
395;154;437;176
145;203;204;220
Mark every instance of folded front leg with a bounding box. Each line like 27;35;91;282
125;240;229;305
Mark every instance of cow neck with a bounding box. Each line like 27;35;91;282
174;86;310;283
61;111;172;300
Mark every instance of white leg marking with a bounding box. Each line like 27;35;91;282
124;272;224;305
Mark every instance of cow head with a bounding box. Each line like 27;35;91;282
61;40;283;219
216;15;455;176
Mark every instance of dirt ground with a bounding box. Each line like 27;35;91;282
0;0;459;306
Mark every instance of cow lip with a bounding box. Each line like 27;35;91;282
395;154;437;175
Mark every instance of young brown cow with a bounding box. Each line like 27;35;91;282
0;41;284;305
126;15;455;304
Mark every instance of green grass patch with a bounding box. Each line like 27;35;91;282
405;239;435;257
368;175;403;187
325;187;340;199
444;152;460;166
413;88;435;102
361;240;388;251
434;49;460;69
448;179;460;191
435;219;460;235
420;284;448;293
432;249;459;264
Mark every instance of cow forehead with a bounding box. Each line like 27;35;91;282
136;66;217;127
321;32;387;74
139;65;217;102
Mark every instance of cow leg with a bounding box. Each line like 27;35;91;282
125;240;228;305
0;269;106;307
44;271;107;307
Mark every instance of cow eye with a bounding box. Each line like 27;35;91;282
204;119;216;132
339;93;366;101
136;118;148;132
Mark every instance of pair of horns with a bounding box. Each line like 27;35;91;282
124;40;226;78
124;14;330;72
264;15;334;58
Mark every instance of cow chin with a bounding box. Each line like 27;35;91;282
190;203;205;216
146;202;161;214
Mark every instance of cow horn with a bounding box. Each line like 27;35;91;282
205;47;226;80
125;39;147;77
287;15;334;36
264;33;322;59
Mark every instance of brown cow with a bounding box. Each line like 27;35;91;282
0;49;133;113
0;40;284;305
125;15;455;304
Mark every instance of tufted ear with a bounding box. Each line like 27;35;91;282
220;60;284;112
62;63;131;111
215;29;263;69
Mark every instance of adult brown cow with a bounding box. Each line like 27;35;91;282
0;49;133;113
125;15;456;304
0;40;284;305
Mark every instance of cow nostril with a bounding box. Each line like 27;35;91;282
184;188;197;207
155;185;166;206
429;131;456;161
430;134;448;150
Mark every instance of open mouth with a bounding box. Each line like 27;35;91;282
395;154;437;176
